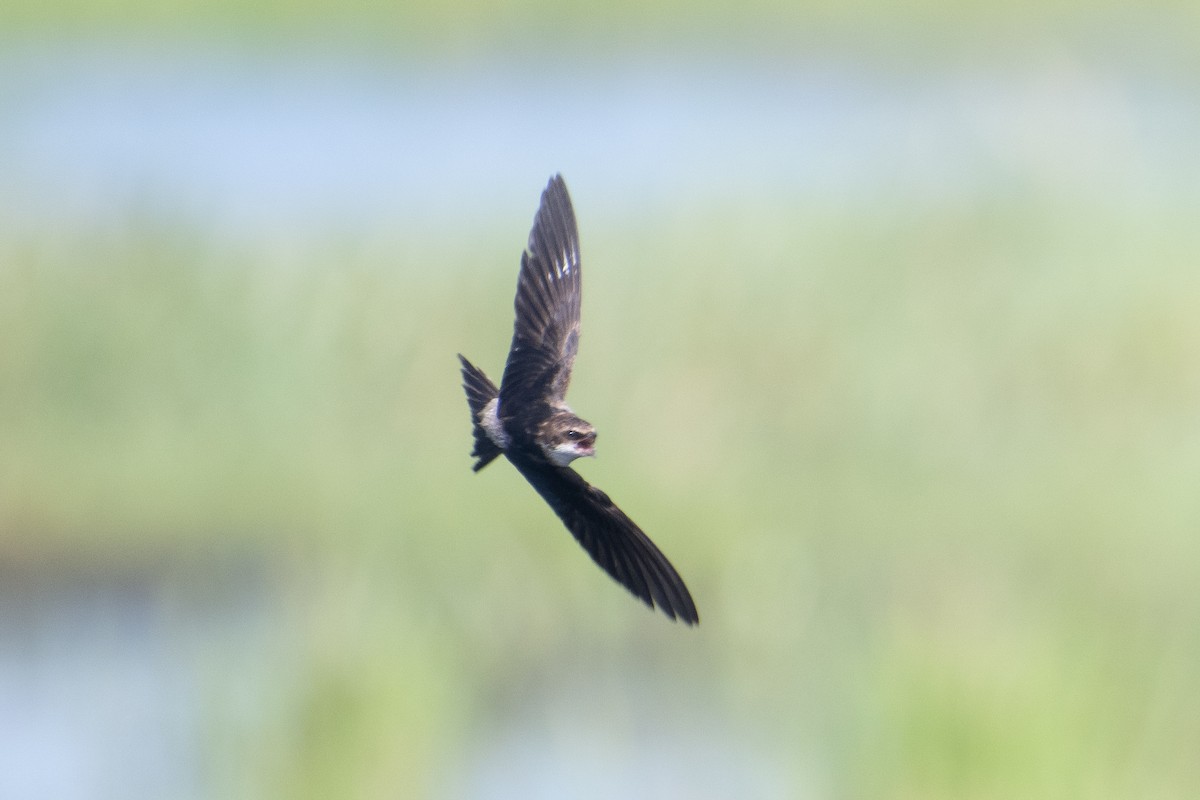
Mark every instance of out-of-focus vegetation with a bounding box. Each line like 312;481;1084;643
5;180;1200;796
4;0;1200;58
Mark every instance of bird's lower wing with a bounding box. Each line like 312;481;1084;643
512;460;699;624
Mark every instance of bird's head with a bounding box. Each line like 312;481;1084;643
542;413;596;466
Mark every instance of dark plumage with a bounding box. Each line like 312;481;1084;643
458;175;699;625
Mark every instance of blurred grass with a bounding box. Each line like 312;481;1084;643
4;184;1200;797
5;0;1200;62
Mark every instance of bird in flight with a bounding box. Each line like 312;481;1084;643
458;175;698;624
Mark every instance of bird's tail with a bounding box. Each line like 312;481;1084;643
457;354;503;472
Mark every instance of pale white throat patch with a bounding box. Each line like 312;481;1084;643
545;429;596;467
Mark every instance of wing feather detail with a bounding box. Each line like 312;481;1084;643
499;175;582;412
511;459;699;625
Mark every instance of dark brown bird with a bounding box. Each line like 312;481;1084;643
458;175;698;624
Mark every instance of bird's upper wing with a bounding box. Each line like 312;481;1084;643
499;175;582;411
511;458;699;624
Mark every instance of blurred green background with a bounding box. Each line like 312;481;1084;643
3;2;1199;798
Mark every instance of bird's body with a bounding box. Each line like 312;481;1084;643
458;175;698;624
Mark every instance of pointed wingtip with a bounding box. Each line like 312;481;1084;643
658;578;700;626
664;595;700;626
540;174;572;213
